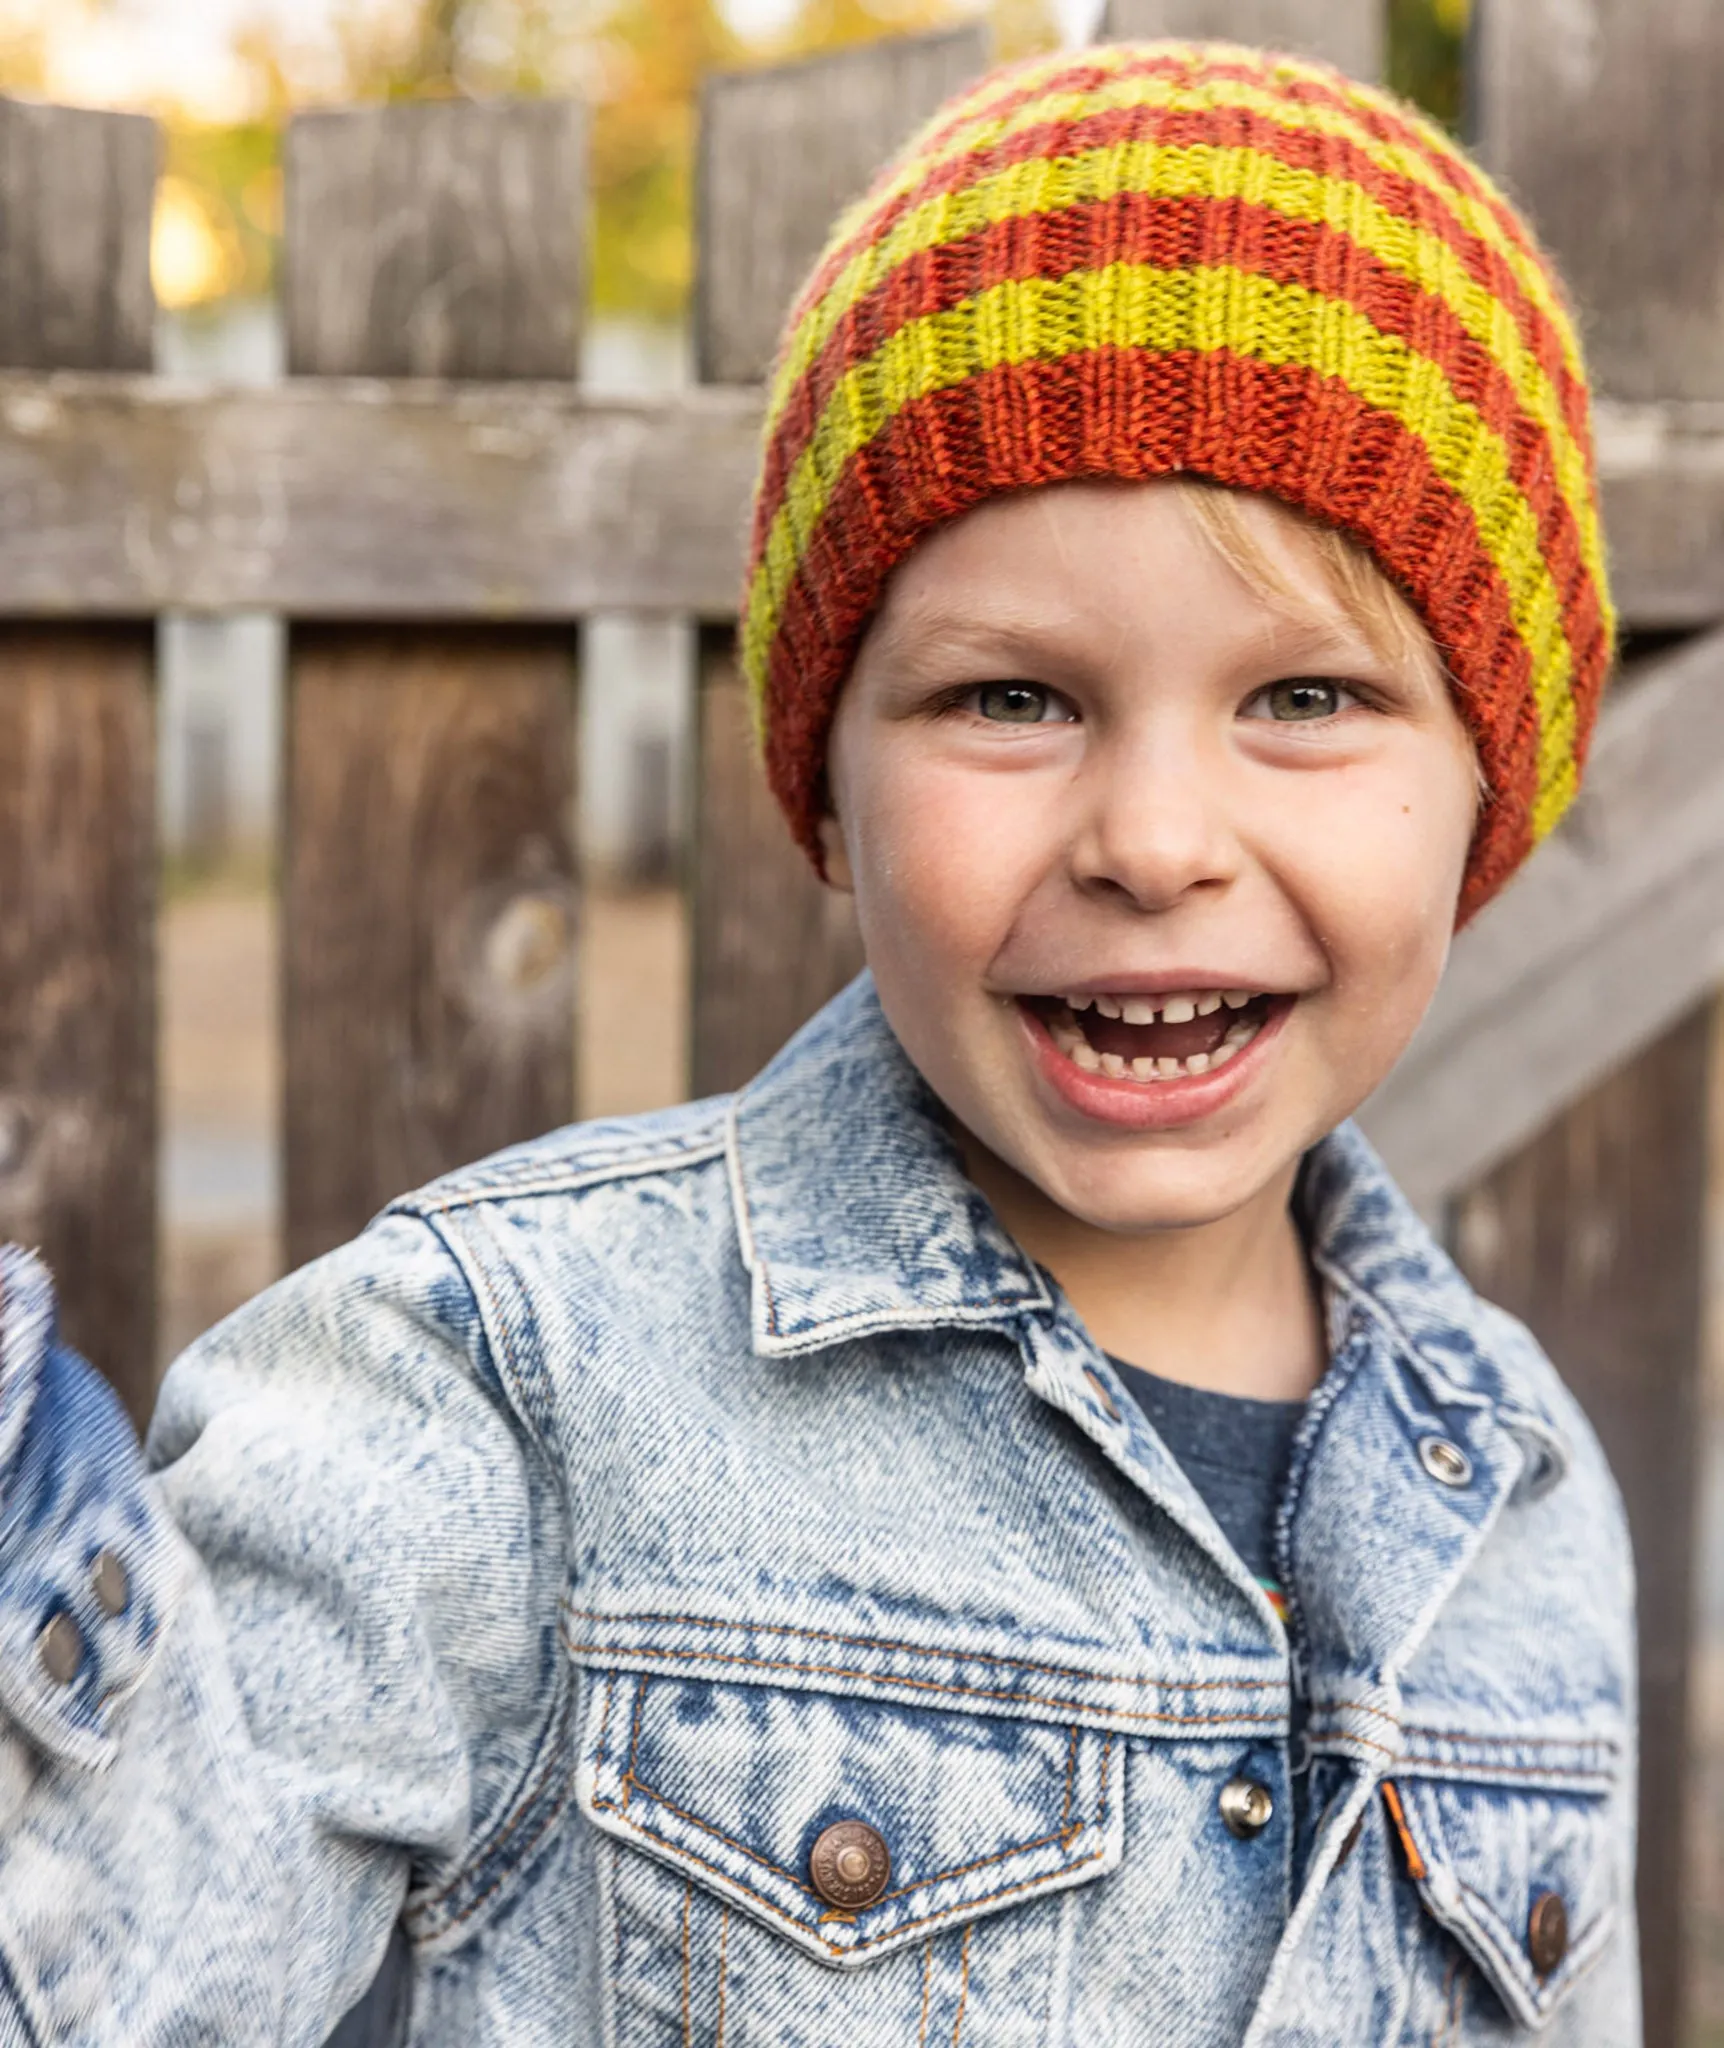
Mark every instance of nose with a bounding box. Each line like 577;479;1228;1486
1066;725;1240;912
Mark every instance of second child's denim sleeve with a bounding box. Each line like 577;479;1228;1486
0;1215;567;2044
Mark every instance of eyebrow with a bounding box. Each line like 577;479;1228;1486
867;599;1389;676
865;603;1071;670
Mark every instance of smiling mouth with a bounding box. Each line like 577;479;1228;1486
1020;988;1281;1082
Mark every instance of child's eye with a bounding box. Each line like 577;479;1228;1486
959;682;1070;724
1242;677;1362;722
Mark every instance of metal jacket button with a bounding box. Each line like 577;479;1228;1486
91;1550;129;1617
1418;1435;1473;1488
810;1821;892;1909
1528;1890;1569;1976
1218;1775;1275;1838
37;1612;83;1687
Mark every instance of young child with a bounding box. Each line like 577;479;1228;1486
0;38;1635;2047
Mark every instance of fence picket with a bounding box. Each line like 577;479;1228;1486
1096;0;1382;79
281;103;584;1270
1475;0;1724;406
688;30;988;1097
1453;7;1724;2038
0;104;158;1425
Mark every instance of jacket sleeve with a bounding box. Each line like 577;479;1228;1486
0;1215;570;2045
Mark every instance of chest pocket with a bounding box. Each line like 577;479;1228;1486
1384;1749;1627;2034
577;1666;1124;2046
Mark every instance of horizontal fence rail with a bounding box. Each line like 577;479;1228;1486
0;377;764;618
0;380;1714;626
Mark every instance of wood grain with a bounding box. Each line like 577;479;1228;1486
282;101;584;1264
693;38;967;1090
689;629;863;1098
0;628;155;1420
0;100;155;372
284;628;578;1267
0;374;761;619
695;28;990;385
1473;0;1724;404
284;101;586;381
1450;1007;1713;2048
1096;0;1382;80
0;103;157;1423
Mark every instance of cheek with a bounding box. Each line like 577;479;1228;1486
1286;762;1475;994
846;754;1043;966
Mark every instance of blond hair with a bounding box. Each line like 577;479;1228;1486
1167;476;1488;804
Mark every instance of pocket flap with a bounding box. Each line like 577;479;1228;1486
1384;1770;1624;2029
577;1669;1124;1968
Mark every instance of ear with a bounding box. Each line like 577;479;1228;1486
816;808;855;893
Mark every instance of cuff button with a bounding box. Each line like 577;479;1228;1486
37;1612;84;1687
91;1550;129;1617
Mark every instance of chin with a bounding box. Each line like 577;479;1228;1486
1028;1144;1279;1233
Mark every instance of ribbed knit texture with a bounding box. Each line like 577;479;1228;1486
738;40;1617;928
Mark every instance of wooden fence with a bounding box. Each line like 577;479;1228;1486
0;1;1720;2037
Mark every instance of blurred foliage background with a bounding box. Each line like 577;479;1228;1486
0;0;1471;328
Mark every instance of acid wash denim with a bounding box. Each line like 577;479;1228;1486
0;968;1638;2045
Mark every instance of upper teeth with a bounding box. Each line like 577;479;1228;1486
1061;988;1259;1018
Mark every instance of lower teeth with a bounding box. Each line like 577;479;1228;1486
1049;1015;1262;1081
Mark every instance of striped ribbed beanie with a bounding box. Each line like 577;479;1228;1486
738;40;1616;928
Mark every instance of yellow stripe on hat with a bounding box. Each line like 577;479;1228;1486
773;56;1590;445
746;259;1585;826
763;135;1605;632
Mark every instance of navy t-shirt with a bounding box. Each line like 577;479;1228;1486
1103;1356;1304;1612
1104;1356;1310;1835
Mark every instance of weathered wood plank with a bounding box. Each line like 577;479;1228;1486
0;375;760;619
689;629;864;1098
1359;622;1724;1215
0;104;157;1424
1473;0;1724;404
1097;0;1382;80
0;378;1712;628
695;28;990;385
1449;1005;1713;2048
0;100;155;372
285;101;587;381
1455;15;1724;2035
284;628;578;1268
283;101;584;1264
1591;398;1724;629
0;628;155;1421
690;35;966;1091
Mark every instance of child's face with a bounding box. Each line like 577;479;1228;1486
815;478;1481;1238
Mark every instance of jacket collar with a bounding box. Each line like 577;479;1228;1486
726;969;1570;1477
725;971;1053;1350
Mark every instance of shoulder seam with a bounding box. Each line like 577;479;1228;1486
390;1131;730;1218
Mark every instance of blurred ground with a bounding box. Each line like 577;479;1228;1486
159;878;278;1364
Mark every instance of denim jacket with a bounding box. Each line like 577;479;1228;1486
0;968;1638;2044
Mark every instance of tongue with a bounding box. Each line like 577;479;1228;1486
1082;1009;1236;1061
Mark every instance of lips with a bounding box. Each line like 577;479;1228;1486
1013;990;1297;1130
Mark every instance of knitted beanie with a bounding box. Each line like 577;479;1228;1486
737;39;1616;929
